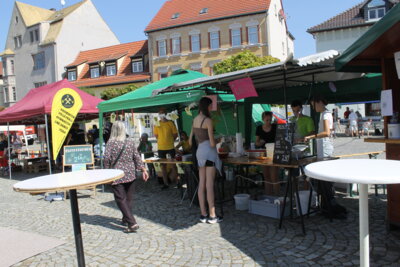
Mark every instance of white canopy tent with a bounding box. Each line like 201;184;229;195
0;125;30;179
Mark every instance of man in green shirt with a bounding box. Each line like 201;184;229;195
290;100;315;142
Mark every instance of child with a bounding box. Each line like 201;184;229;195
362;119;372;137
137;133;154;158
175;131;191;155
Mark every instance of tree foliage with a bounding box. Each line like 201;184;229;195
100;84;139;100
213;50;280;75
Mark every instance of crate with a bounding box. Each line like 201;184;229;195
248;196;290;219
24;163;48;173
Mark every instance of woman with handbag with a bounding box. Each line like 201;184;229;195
104;121;149;233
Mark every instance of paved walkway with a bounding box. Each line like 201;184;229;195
1;137;399;266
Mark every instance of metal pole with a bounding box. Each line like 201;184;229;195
7;122;11;179
283;67;288;120
359;183;369;267
44;114;52;174
99;113;104;169
69;189;86;267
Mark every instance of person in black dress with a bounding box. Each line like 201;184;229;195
255;111;279;195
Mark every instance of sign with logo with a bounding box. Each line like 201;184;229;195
51;88;83;159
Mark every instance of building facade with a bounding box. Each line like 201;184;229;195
145;0;294;81
65;40;151;98
308;0;398;53
0;0;119;106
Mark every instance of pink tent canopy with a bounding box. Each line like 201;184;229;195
0;79;103;124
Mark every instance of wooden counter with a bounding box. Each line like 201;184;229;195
364;138;400;144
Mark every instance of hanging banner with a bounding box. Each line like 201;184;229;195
51;88;83;159
228;77;258;100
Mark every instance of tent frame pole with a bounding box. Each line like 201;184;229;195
45;114;52;174
7;123;11;179
283;66;288;120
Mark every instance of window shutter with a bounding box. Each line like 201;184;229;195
246;27;249;44
189;35;192;52
199;33;202;50
170;39;173;54
229;29;232;46
156;41;159;56
208;32;211;49
179;37;181;53
240;28;243;45
218;31;220;48
257;25;260;43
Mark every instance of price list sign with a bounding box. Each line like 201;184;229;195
273;123;295;165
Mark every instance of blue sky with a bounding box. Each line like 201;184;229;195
0;0;362;58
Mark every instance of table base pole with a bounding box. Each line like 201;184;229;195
359;184;369;267
70;189;86;267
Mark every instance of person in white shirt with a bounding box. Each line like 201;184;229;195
304;95;333;158
348;110;358;137
304;95;347;219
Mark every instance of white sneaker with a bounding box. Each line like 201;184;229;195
207;216;223;224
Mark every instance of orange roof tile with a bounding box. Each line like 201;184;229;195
145;0;271;32
66;41;148;67
66;41;150;88
71;74;150;88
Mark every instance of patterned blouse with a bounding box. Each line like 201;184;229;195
104;138;145;185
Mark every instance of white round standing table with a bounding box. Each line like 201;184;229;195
305;159;400;267
14;169;124;267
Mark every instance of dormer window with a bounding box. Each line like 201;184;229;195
200;8;208;14
366;0;386;20
171;13;180;19
90;65;100;78
106;62;116;76
67;69;77;81
131;58;143;73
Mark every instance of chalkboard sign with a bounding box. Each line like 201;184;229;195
273;123;295;165
63;145;94;166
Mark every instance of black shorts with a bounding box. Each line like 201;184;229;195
158;149;176;159
205;160;215;167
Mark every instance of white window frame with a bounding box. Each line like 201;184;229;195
158;40;167;57
132;59;143;72
14;35;22;48
90;66;100;78
68;70;77;81
248;26;259;44
190;34;201;52
210;31;220;50
368;7;386;20
4;88;9;103
33;52;45;70
106;63;116;76
231;28;241;47
171;37;181;55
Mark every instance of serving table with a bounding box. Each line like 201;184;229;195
223;156;318;234
13;169;124;267
305;159;400;267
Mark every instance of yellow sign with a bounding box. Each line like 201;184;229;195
51;88;83;159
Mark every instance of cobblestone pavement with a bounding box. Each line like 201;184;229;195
1;137;400;267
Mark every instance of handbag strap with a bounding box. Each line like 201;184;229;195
111;140;126;168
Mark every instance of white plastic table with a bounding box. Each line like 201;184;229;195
13;169;124;267
305;159;400;267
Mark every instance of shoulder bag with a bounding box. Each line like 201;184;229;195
110;140;126;168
